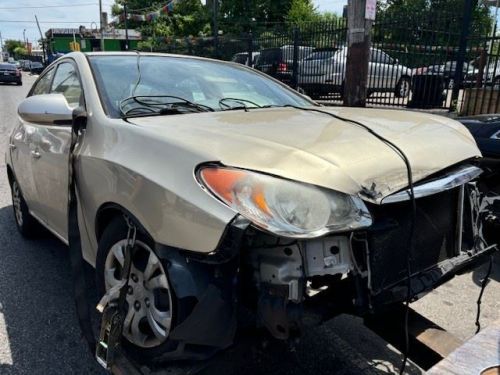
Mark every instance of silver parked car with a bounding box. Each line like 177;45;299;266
299;47;412;99
5;52;495;363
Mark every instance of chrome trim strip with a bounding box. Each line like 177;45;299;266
381;165;482;204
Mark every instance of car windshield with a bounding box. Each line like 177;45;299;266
305;50;338;61
88;55;312;118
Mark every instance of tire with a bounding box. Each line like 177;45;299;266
16;81;22;86
95;217;192;363
395;76;411;98
10;178;42;238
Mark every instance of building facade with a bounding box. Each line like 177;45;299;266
45;28;141;54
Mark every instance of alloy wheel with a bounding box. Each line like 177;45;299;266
104;240;173;348
399;79;410;97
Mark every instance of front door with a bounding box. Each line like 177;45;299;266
11;67;56;213
31;60;84;240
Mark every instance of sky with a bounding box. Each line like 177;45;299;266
0;0;346;49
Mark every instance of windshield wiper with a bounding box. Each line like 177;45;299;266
219;98;262;112
120;95;214;118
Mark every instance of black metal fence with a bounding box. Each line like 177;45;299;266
149;11;499;114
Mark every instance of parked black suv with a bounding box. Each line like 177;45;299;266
255;45;313;85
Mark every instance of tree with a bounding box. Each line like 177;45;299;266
285;0;319;27
13;46;28;56
4;40;24;55
112;0;210;41
218;0;294;33
377;0;492;44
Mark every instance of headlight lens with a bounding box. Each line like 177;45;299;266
199;166;372;238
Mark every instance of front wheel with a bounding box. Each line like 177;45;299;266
395;76;411;98
96;217;189;362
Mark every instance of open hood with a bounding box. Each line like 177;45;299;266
130;107;481;203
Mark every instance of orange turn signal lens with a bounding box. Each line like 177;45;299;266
200;167;246;203
200;167;271;215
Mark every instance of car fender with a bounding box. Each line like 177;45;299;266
75;119;238;266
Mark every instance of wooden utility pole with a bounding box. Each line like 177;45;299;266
344;0;375;107
124;1;129;50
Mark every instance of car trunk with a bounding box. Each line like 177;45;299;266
0;65;18;78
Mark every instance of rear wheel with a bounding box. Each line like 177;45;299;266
96;217;190;362
16;81;22;86
10;178;42;238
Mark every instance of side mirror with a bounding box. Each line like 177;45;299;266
18;93;74;126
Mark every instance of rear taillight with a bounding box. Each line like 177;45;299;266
16;69;21;77
277;63;288;72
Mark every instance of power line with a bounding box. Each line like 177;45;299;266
0;2;113;9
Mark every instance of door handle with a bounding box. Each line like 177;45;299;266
9;143;16;150
31;150;41;159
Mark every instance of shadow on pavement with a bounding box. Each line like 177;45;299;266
0;205;104;375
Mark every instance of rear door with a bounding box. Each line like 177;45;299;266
10;67;55;213
30;60;83;239
369;49;395;89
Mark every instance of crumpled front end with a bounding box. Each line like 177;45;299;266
236;162;498;340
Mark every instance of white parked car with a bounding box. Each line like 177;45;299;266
298;47;412;99
231;52;261;67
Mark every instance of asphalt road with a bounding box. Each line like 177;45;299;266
0;73;498;375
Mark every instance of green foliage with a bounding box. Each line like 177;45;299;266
13;46;28;55
285;0;319;26
219;0;294;33
317;11;340;23
4;40;24;55
112;0;210;39
377;0;493;44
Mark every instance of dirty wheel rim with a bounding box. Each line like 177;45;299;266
104;239;172;348
400;79;410;97
12;181;23;227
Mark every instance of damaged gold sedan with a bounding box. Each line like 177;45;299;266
5;52;498;364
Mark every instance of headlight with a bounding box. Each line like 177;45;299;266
199;166;372;238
